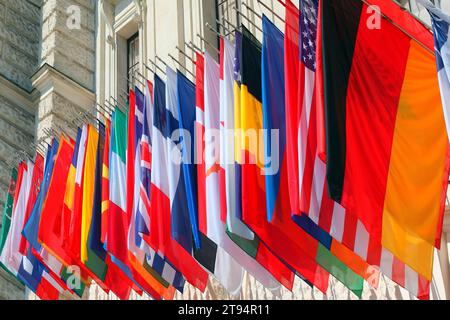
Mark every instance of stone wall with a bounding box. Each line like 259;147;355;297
0;0;42;92
0;0;39;300
41;0;96;91
0;0;39;221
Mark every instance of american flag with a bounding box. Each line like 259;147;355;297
300;0;318;71
296;0;430;299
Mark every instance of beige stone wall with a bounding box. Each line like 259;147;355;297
0;0;42;91
41;0;96;91
0;0;40;300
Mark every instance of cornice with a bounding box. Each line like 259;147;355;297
31;64;95;110
0;75;38;115
113;0;141;39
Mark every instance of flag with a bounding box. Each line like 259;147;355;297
196;53;207;238
128;86;178;300
219;36;282;291
37;137;77;269
284;0;301;217
419;0;450;248
16;154;48;294
101;119;111;244
322;0;449;281
107;109;130;264
237;24;332;293
147;74;208;291
198;51;244;294
107;106;160;299
98;115;139;299
134;81;186;293
0;160;32;275
21;140;86;298
42;131;93;287
262;15;366;296
67;126;88;266
85;123;110;286
175;70;201;250
420;0;450;139
81;125;100;264
0;167;18;273
127;89;137;240
231;30;295;291
280;0;430;299
19;154;44;255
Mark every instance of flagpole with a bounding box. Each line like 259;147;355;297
168;53;196;78
221;17;238;32
149;58;166;76
232;7;263;33
143;62;155;74
196;34;220;54
256;0;285;23
187;41;203;54
175;46;196;64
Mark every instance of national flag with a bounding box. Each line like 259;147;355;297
134;81;186;293
322;0;449;281
261;15;366;296
230;30;295;291
0;167;18;274
21;140;85;298
196;53;207;238
0;160;32;275
84;123;110;286
197;51;244;294
147;74;208;291
419;0;450;247
15;154;49;294
421;0;450;140
281;0;429;299
220;36;282;291
101;119;111;244
237;24;331;293
81;125;100;264
107;106;160;299
107;109;130;264
284;0;301;217
40;131;94;288
128;86;178;300
175;70;201;251
19;154;44;255
66;126;88;266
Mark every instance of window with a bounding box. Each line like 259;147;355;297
127;32;139;90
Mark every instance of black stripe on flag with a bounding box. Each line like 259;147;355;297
241;26;262;102
322;0;363;203
193;232;218;274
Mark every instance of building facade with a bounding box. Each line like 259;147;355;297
0;0;449;300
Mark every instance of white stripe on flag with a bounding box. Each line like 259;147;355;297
330;202;345;242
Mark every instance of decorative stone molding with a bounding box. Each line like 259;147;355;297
113;0;141;39
31;63;95;111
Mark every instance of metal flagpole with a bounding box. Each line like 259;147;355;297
176;46;196;63
168;53;196;78
196;34;220;54
232;6;263;32
256;0;285;23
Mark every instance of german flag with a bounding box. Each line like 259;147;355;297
322;0;450;280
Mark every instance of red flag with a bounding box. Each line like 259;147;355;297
19;154;44;255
